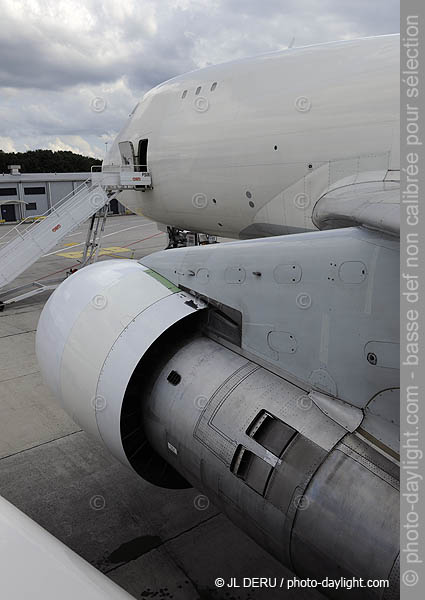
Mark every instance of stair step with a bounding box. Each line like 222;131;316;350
0;184;109;289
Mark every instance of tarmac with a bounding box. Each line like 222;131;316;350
0;214;323;600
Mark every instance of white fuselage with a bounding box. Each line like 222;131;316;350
104;35;399;239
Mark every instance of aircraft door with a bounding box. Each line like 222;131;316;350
138;139;148;172
118;141;136;167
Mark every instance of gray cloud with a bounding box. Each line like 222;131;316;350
0;0;399;157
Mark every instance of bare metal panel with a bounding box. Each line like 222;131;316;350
232;448;272;495
273;264;302;284
247;411;296;456
141;226;399;409
139;335;398;596
291;435;399;598
361;388;400;456
37;238;400;597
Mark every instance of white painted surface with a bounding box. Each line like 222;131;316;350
36;260;167;443
36;259;206;467
0;496;134;600
104;35;399;239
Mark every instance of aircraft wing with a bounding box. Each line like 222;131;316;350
0;495;133;600
312;172;400;237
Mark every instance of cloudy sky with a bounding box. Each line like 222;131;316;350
0;0;399;158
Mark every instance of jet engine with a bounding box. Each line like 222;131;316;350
36;228;400;599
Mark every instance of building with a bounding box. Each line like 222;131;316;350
0;165;125;222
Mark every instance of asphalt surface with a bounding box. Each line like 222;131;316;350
0;214;323;600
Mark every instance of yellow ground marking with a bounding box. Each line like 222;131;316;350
56;246;132;259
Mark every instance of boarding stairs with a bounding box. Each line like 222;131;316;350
0;166;152;307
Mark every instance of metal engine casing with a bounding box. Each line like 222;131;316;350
138;335;399;598
36;257;399;599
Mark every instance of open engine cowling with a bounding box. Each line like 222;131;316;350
36;259;399;599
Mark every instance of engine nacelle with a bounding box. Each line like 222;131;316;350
36;259;206;486
36;259;399;599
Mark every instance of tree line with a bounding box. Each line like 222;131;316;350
0;149;102;173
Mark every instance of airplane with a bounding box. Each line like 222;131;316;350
0;495;134;599
35;34;400;599
103;33;399;245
